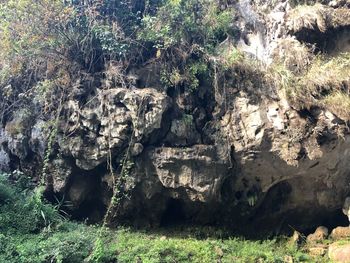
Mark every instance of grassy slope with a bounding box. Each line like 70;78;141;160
2;226;314;263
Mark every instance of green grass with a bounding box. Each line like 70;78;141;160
114;228;307;263
0;224;100;263
1;226;310;263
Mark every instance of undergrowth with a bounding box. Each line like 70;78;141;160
0;173;116;263
0;173;325;263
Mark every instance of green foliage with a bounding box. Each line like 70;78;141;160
139;0;235;50
160;59;210;92
218;47;244;70
88;230;118;263
0;224;102;263
93;24;130;55
182;114;194;126
186;61;209;91
0;0;74;85
34;80;56;104
0;175;59;234
0;175;15;205
0;174;118;263
0;0;239;100
139;0;236;91
114;228;312;263
0;1;62;60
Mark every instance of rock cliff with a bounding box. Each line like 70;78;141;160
1;0;350;235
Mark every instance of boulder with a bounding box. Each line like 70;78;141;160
135;145;232;203
328;242;350;262
308;245;327;258
307;226;329;243
331;227;350;240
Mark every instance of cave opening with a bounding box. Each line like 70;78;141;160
316;209;349;233
71;197;107;223
295;26;350;55
160;198;187;227
67;168;109;224
44;159;111;224
247;180;350;236
279;208;350;236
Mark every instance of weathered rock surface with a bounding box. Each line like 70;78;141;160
135;145;232;203
331;226;350;240
307;226;329;243
328;242;350;262
308;245;328;258
58;88;171;170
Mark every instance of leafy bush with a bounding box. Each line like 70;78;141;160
0;224;101;263
139;0;235;50
0;174;60;234
0;174;119;263
138;0;237;92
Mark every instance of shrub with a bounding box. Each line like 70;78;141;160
139;0;235;50
138;0;237;91
0;177;60;234
0;173;121;263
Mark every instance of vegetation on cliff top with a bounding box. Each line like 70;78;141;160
1;0;349;122
0;0;237;118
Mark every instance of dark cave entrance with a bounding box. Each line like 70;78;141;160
316;209;349;233
44;160;110;224
72;198;107;223
248;180;350;236
278;208;349;236
160;198;187;227
67;170;109;224
295;26;350;55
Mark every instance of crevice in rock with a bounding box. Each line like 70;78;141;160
143;105;173;147
46;159;110;223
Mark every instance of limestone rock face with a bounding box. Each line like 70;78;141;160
328;243;350;262
135;145;232;203
0;147;10;172
47;158;73;193
0;129;10;172
29;120;47;159
58;88;171;170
